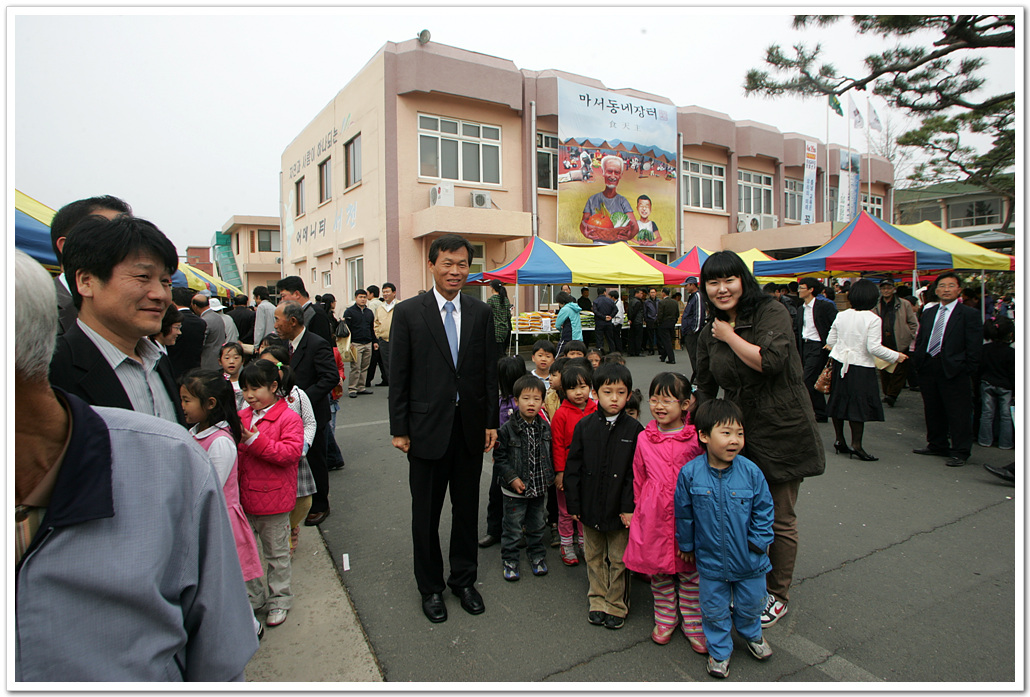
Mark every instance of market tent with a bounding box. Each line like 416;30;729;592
753;211;953;277
672;246;793;284
668;246;712;276
172;262;243;299
478;237;693;286
15;190;58;271
893;221;1015;271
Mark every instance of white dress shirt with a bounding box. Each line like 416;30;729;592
432;286;462;343
801;299;821;342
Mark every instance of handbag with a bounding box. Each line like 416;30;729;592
814;360;833;394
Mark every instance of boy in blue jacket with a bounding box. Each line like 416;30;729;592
675;399;775;679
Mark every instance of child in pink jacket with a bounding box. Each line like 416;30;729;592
623;372;706;653
238;359;304;629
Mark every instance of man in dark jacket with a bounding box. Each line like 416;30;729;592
656;288;680;365
167;286;207;378
563;363;643;629
626;289;645;356
228;295;255;345
794;277;837;422
592;289;617;354
679;277;705;381
644;288;659;355
343;289;376;397
276;276;333;344
577;287;594;313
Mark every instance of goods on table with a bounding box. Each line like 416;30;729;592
513;312;555;332
579;311;595;329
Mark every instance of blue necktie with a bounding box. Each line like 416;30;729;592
927;306;947;356
444;301;458;366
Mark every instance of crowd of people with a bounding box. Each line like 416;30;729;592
14;192;1015;680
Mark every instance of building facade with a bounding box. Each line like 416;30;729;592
279;39;893;306
895;183;1015;252
219;215;283;298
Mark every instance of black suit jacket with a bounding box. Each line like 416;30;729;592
795;298;837;348
54;276;78;336
289;328;339;425
167;307;207;379
303;302;334;344
911;301;983;380
389;291;499;461
49;322;186;426
228;306;256;344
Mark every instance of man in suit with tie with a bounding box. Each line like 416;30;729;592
795;277;837;422
48;214;185;426
274;301;340;525
911;271;983;467
389;234;499;624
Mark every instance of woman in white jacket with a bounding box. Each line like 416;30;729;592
825;279;908;461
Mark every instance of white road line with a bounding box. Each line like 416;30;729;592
337;419;391;429
775;633;883;682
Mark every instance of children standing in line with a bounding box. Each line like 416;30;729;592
493;374;554;581
550;360;596;565
585;348;603;369
623;372;706;652
564;363;643;630
544;356;569;547
530;339;556;385
219;341;247;410
675;399;774;679
561;340;588;359
237;359;305;628
481;355;529;549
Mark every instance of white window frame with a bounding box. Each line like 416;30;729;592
322;270;332;288
737;170;774;215
861;193;884;219
311;267;317;284
345;134;362;187
783;178;803;222
948;198;1001;228
295;178;306;216
682;159;726;211
318;158;332;204
418;114;501;185
347;256;364;300
257;229;280;252
537;133;559;191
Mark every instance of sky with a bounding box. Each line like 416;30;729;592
12;8;1016;254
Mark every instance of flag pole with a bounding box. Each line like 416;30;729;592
826;98;831;224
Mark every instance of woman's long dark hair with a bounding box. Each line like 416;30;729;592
179;369;243;444
699;251;771;322
490;279;509;303
497;354;527;399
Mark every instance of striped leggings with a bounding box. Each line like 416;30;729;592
650;572;702;637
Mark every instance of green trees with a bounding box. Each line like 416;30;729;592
745;15;1014;231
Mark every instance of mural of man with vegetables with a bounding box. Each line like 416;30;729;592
579;155;638;243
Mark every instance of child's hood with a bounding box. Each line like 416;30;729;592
641;418;699;445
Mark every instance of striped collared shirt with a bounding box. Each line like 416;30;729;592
77;319;179;424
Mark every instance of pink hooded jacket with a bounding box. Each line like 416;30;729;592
623;419;704;576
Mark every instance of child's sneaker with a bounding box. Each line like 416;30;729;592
530;558;548;576
587;610;606;626
651;623;676;645
745;636;773;661
603;614;625;630
502;560;520;582
266;608;288;627
560;545;579;566
761;594;788;628
549;524;560;548
706;656;730;679
683;625;708;654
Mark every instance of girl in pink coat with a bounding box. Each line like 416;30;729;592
623;372;706;653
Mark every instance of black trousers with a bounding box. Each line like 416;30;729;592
308;421;330;513
628;323;643;356
657;326;676;363
682;330;700;382
595;324;617;353
485;476;503;538
918;358;974;459
801;340;828;420
408;413;482;595
366;345;383;385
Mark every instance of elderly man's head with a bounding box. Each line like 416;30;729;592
15;250;58;384
600;155;624;193
274;301;305;340
61;215;177;347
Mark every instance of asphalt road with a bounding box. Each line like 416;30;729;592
319;352;1017;684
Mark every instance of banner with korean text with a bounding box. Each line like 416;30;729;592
801;141;818;224
836;150;862;221
556;78;677;247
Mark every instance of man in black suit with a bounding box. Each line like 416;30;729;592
389;234;499;624
592;288;617;353
228;294;255;345
167;286;207;378
277;276;333;344
910;271;983;467
48;215;185;426
656;287;679;364
274;301;340;525
795;277;837;422
48;195;133;336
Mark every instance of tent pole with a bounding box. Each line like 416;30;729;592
981;271;986;322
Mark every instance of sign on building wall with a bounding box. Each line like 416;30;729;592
836;150;862;222
801;141;818;225
556;78;677;247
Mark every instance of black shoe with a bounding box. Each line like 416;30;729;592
588;611;607;626
304;508;330;526
327;462;345;471
358;388;374;395
478;533;499;548
945;457;967;467
421;593;447;623
348;392;358;398
882;396;896;407
452;586;485;615
815;417;828;423
983;463;1015;482
376;381;389;387
833;441;854;455
850;448;878;461
909;385;921;392
604;614;625;630
913;447;947;456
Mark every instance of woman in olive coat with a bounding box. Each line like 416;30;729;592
693;251;824;628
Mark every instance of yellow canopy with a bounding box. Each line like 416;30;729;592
735;248;797;284
893;221;1014;271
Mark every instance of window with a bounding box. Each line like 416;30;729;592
537;133;559;190
322;271;332;288
347;257;364;299
295;178;305;216
460;244;486;301
682;159;726;211
784;179;803;222
737;170;774;215
235;232;240;254
318;158;332;204
311;267;317;284
948;198;1001;227
898;203;942;226
640;251;669;265
345;134;361;187
828;187;838;221
419;114;501;184
861;193;884;219
258;229;280;252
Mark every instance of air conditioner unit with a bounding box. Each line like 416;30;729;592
761;214;779;230
470;191;492;209
429;182;454;207
736;213;760;233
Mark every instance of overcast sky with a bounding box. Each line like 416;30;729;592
13;8;1015;254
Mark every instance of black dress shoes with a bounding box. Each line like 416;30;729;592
421;593;447;623
945;457;967;467
452;586;485;615
304;508;330;526
983;463;1015;482
478;533;499;548
912;447;946;456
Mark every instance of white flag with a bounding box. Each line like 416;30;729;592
848;94;864;129
868;102;883;132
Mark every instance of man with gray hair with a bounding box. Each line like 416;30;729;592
192;292;226;370
15;250;257;681
579;154;639;242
